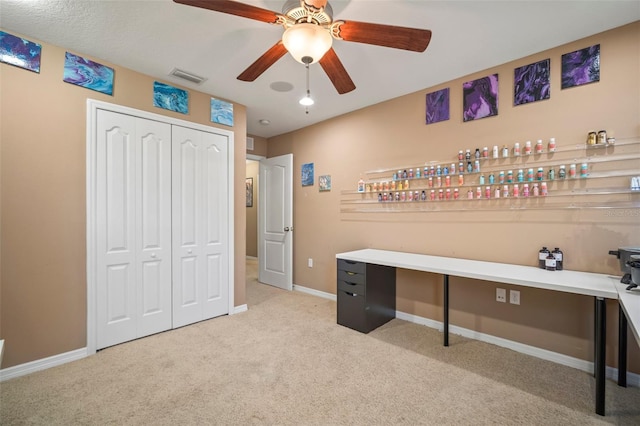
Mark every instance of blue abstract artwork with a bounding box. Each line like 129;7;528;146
463;74;499;122
561;44;600;89
425;88;450;125
514;59;550;106
63;52;114;95
210;98;234;127
0;31;41;73
153;81;189;114
301;163;314;187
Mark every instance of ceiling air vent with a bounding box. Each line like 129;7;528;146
169;68;207;85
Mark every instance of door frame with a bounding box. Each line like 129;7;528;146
246;154;265;260
86;99;235;355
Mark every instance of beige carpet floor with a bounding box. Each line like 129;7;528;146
1;258;640;425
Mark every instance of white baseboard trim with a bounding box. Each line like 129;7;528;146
293;284;337;301
0;347;88;382
396;309;640;387
233;304;248;314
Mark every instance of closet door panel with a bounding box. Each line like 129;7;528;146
136;119;172;337
172;126;203;327
96;111;172;349
96;110;137;349
202;133;229;319
172;127;229;327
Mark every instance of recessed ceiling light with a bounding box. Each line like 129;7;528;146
259;119;271;125
270;81;294;92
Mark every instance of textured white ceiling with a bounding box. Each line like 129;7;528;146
1;0;639;138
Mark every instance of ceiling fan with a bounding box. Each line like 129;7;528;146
173;0;432;94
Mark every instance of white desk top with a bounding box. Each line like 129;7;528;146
617;284;640;346
336;249;620;299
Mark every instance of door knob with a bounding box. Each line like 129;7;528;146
151;253;157;258
187;249;193;254
284;227;289;232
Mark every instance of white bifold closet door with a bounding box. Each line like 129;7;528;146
95;111;230;350
96;110;172;349
171;125;229;328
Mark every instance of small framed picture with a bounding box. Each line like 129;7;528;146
301;163;314;187
63;52;114;95
319;175;331;192
463;74;499;122
153;81;188;114
514;59;550;106
0;31;42;73
425;87;450;125
561;44;600;89
245;178;253;207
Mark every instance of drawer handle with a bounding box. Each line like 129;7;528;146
344;281;357;286
345;260;357;264
345;291;358;297
346;271;356;275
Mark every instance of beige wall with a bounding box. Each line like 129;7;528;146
247;134;268;157
268;23;640;369
246;160;259;257
0;32;247;368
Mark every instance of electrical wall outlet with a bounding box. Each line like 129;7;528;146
496;288;506;303
308;258;313;268
510;290;521;305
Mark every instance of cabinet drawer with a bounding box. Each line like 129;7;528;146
337;259;366;274
337;290;367;332
337;279;365;296
337;269;365;285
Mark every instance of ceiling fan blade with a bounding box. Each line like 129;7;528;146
173;0;279;24
319;48;355;94
337;20;432;52
237;41;288;82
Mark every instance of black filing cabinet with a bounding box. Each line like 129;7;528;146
337;259;396;333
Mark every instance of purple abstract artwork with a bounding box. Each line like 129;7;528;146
514;59;550;106
63;52;114;95
463;74;498;122
0;31;41;73
561;44;600;89
425;88;450;125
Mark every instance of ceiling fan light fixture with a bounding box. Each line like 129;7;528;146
299;92;314;106
282;23;332;64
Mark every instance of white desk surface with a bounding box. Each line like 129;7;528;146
336;249;619;299
617;284;640;346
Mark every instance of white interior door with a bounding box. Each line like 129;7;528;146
172;125;229;328
258;154;293;290
96;110;172;349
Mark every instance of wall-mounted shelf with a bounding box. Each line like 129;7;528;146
343;137;640;213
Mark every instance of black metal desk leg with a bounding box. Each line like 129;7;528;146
444;274;449;347
618;304;628;387
595;297;606;416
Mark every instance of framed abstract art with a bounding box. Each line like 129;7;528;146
463;74;499;122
